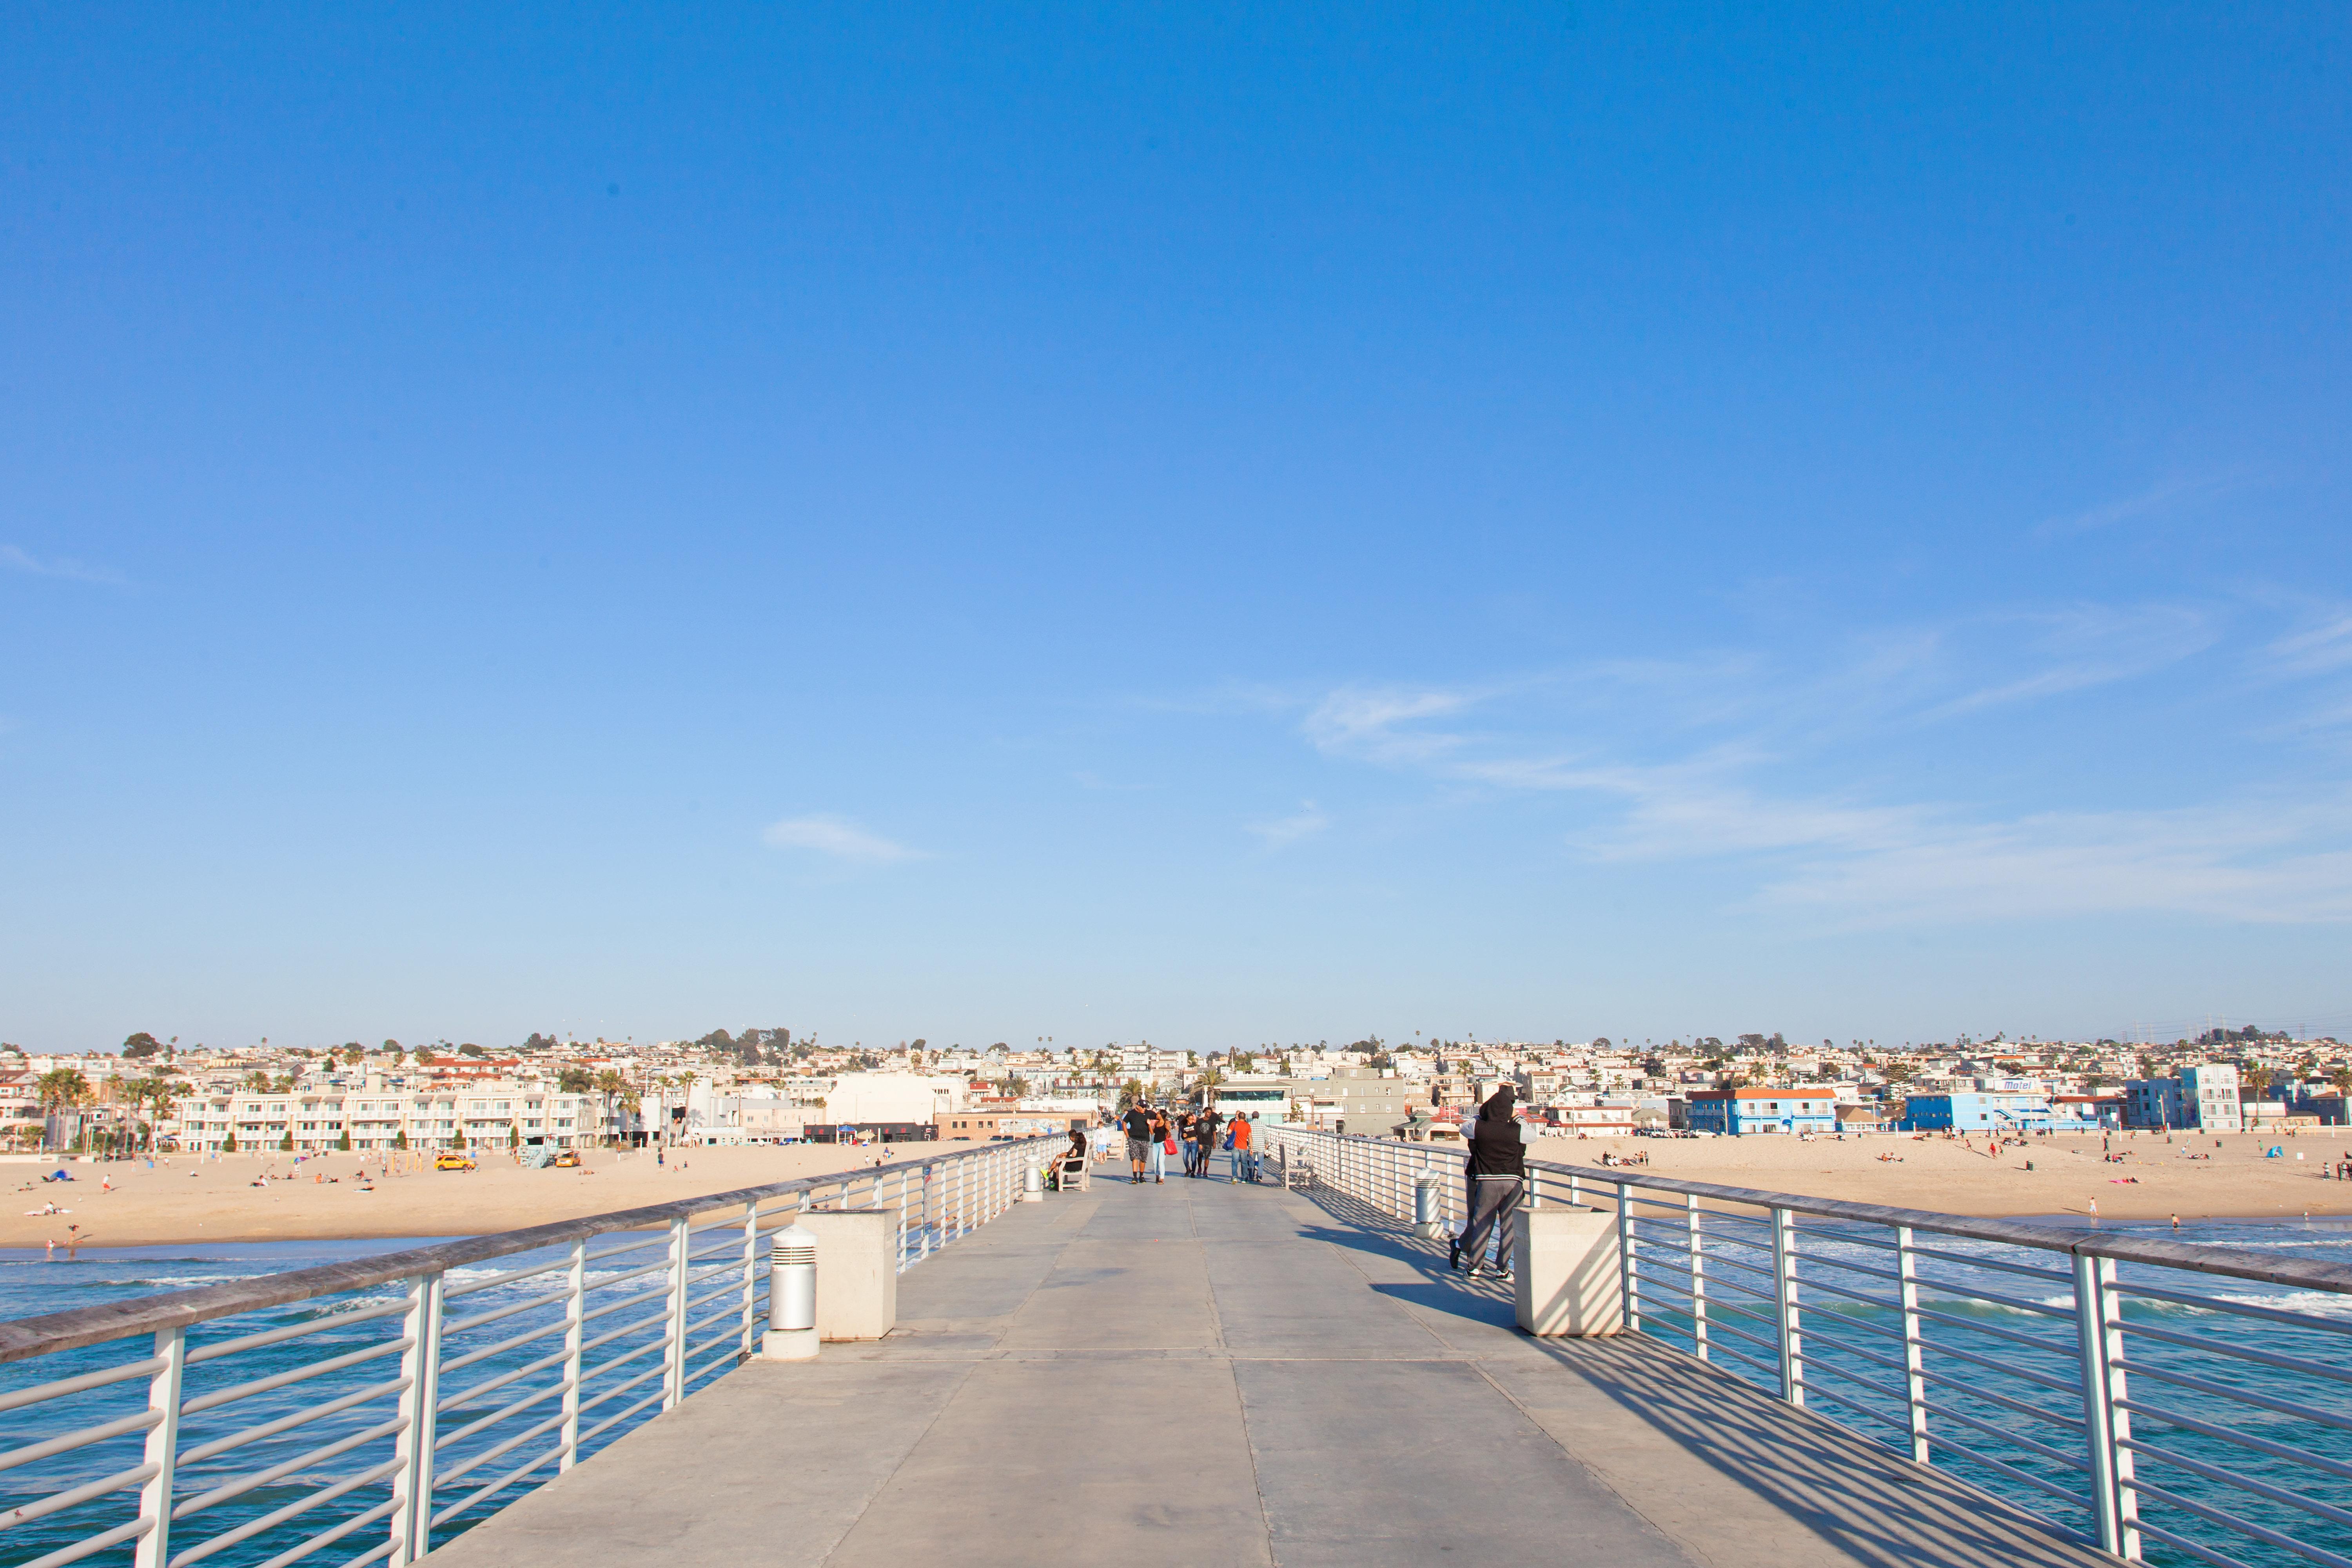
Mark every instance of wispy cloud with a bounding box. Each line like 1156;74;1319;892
1268;597;2352;926
2038;472;2262;538
1248;800;1330;849
2266;613;2352;678
1922;605;2214;720
1470;755;2352;926
760;814;924;864
1754;799;2352;926
1303;686;1483;765
0;544;125;586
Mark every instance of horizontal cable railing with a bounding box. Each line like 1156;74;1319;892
0;1135;1062;1568
1265;1124;2352;1568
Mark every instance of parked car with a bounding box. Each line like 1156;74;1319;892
435;1152;478;1171
552;1150;581;1168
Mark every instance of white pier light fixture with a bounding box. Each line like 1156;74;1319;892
762;1221;820;1360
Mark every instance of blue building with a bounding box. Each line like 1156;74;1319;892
2123;1064;2241;1131
1899;1091;2055;1132
1684;1088;1840;1136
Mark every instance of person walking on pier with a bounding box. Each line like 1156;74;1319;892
1452;1087;1525;1279
1229;1110;1254;1182
1193;1107;1219;1178
1149;1106;1172;1183
1122;1102;1154;1184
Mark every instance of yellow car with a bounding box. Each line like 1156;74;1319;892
435;1153;477;1172
551;1151;581;1168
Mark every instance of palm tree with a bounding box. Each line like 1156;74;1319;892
36;1068;93;1151
144;1078;178;1152
594;1070;627;1145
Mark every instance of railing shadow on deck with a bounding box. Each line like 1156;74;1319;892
1274;1161;2108;1568
1538;1334;2109;1568
1278;1171;1517;1312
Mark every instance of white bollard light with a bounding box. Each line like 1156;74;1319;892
1412;1174;1447;1239
761;1222;819;1360
1021;1162;1044;1202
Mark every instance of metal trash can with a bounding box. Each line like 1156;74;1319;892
1412;1174;1448;1238
761;1222;819;1360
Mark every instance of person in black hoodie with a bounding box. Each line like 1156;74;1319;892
1450;1086;1524;1278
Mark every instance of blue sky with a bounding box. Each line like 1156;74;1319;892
4;5;2348;1054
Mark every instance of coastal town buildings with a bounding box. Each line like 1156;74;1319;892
2;1027;2344;1152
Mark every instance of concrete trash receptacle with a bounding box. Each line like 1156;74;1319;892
1514;1205;1624;1337
797;1208;900;1341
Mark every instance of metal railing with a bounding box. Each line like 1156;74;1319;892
0;1136;1060;1568
1266;1125;2352;1568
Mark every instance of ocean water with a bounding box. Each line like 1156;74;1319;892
4;1218;2348;1568
0;1230;747;1568
0;1212;978;1568
1623;1212;2352;1568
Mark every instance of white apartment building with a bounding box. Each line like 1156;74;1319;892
170;1080;601;1153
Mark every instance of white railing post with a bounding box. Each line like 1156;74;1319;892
2075;1252;2141;1559
921;1163;935;1260
739;1201;760;1360
1616;1180;1639;1334
131;1325;185;1568
1898;1226;1929;1463
1686;1193;1708;1362
388;1270;444;1566
558;1240;586;1471
1771;1206;1804;1407
662;1215;691;1409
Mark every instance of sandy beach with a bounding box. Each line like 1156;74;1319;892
10;1127;2350;1253
2;1143;971;1252
1528;1127;2352;1223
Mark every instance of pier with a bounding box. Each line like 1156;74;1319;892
5;1131;2348;1568
417;1172;2105;1568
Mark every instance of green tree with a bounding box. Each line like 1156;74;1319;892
279;1129;294;1152
558;1067;593;1094
595;1070;628;1144
36;1068;93;1149
122;1032;164;1059
393;1128;408;1150
142;1079;178;1152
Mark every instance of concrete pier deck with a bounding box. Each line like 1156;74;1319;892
423;1171;2112;1568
